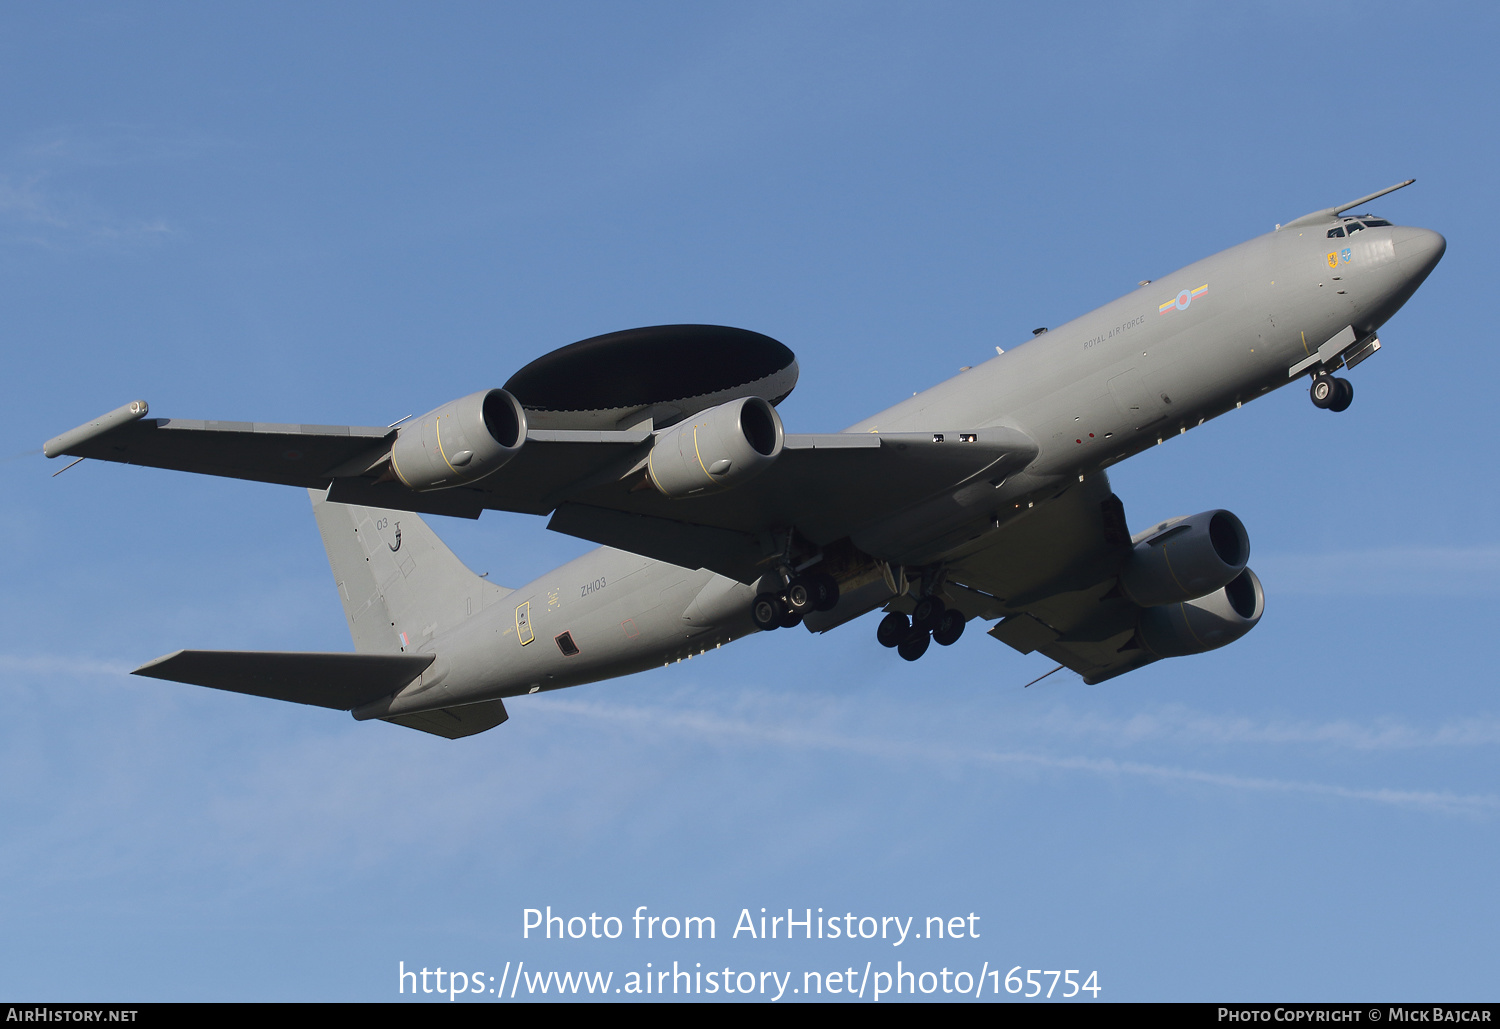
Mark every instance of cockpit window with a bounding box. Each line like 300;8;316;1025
1360;218;1391;228
1327;226;1346;238
1344;221;1365;233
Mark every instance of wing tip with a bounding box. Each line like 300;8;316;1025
131;650;188;678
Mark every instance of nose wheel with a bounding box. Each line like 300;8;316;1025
1310;374;1353;412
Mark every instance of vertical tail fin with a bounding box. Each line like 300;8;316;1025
308;488;511;655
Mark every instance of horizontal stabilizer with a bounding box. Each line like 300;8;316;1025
133;650;434;709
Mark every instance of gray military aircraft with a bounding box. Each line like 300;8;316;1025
44;181;1445;738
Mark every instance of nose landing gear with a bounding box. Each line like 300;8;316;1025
1310;373;1353;412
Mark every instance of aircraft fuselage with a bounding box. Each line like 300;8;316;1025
359;216;1446;720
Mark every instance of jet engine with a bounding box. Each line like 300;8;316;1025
647;396;784;498
1120;510;1250;607
1137;567;1265;658
389;389;527;491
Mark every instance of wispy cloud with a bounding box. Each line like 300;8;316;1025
1252;546;1500;596
10;649;1496;755
1018;704;1500;751
7;648;1496;878
0;126;208;250
529;694;1500;818
0;174;173;250
16;126;222;168
0;653;133;677
976;752;1500;818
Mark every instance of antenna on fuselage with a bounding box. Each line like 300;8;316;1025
1279;179;1416;230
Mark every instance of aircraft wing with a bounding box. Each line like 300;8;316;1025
46;406;393;488
546;428;1036;580
940;473;1159;685
43;402;655;519
46;402;1037;581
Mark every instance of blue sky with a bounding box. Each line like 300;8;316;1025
2;2;1496;1002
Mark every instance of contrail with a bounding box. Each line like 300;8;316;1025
530;695;1500;819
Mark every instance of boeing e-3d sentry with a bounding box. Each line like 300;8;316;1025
44;182;1446;738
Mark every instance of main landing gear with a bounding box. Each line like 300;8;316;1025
876;594;966;661
1309;373;1353;412
752;571;840;632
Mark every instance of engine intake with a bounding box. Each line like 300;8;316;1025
1137;567;1265;658
647;396;784;498
1120;509;1250;607
390;389;526;491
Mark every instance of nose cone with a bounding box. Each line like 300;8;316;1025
1393;226;1446;283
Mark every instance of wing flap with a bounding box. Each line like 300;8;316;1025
988;600;1156;685
133;650;435;709
953;473;1160;685
325;478;490;519
987;612;1058;654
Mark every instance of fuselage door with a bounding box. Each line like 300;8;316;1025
515;600;534;646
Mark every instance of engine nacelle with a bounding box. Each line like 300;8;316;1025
389;389;526;491
1120;509;1250;607
1137;567;1265;658
646;396;784;498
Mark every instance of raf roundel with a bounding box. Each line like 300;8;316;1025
1158;283;1209;314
